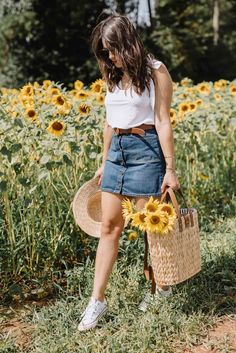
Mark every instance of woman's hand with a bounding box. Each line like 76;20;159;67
160;170;180;192
94;164;105;186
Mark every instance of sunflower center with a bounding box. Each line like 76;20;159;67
28;110;36;117
57;97;64;105
139;213;146;223
52;121;63;131
150;215;160;224
162;206;171;215
147;205;156;212
95;85;101;92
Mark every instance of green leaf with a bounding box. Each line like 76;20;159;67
45;161;57;170
18;177;31;187
0;180;7;192
14;118;24;128
11;143;22;153
12;163;22;174
0;146;9;155
63;154;72;166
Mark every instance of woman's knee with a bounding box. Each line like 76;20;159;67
101;191;126;238
101;217;124;238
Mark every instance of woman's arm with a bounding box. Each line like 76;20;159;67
152;63;180;190
102;120;113;165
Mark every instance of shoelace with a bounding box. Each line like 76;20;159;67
81;300;104;321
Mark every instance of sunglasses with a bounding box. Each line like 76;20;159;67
99;48;116;58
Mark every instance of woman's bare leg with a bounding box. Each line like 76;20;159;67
91;191;131;302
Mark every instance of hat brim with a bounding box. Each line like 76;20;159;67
72;176;129;238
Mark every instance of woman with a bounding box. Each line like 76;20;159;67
78;10;180;331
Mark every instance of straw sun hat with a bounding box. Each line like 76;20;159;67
72;176;129;238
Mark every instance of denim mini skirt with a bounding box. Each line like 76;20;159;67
100;127;166;197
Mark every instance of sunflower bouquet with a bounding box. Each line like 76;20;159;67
121;196;176;235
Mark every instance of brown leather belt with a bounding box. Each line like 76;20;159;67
113;123;155;136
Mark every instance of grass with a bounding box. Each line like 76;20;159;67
1;216;236;353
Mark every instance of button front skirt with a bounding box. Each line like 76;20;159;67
100;128;166;197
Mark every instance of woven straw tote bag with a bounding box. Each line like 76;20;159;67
144;186;201;294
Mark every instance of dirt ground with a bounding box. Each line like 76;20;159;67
183;316;236;353
0;299;52;350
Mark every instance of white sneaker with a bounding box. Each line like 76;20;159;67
138;286;172;312
78;296;108;331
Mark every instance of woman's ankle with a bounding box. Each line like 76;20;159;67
92;293;105;302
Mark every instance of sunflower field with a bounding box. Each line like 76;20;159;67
0;77;236;292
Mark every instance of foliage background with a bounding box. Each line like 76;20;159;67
0;0;236;88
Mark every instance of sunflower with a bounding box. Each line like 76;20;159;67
144;211;166;233
214;93;222;101
128;231;139;241
170;108;177;120
70;89;78;97
25;108;37;121
43;80;52;90
218;79;227;88
96;94;105;105
161;213;175;234
157;202;176;219
197;83;211;95
179;93;189;99
121;197;136;222
178;102;190;114
75;90;90;100
57;101;72;115
131;211;147;231
38;96;51;105
52;94;66;106
229;85;236;95
33;81;40;89
186;87;195;93
90;79;105;94
21;84;34;96
20;95;35;108
52;95;71;115
171;118;177;128
195;99;203;106
189;102;197;112
78;103;91;115
47;120;65;136
11;97;18;106
74;80;84;91
144;196;160;213
214;81;222;91
180;78;191;87
49;88;61;96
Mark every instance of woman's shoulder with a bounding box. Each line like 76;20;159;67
147;53;163;70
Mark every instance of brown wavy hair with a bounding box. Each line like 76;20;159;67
90;10;156;96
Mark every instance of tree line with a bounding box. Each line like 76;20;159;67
0;0;236;88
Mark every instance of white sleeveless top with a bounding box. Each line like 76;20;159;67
104;57;163;129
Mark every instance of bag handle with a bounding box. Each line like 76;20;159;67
160;186;194;231
144;231;156;294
